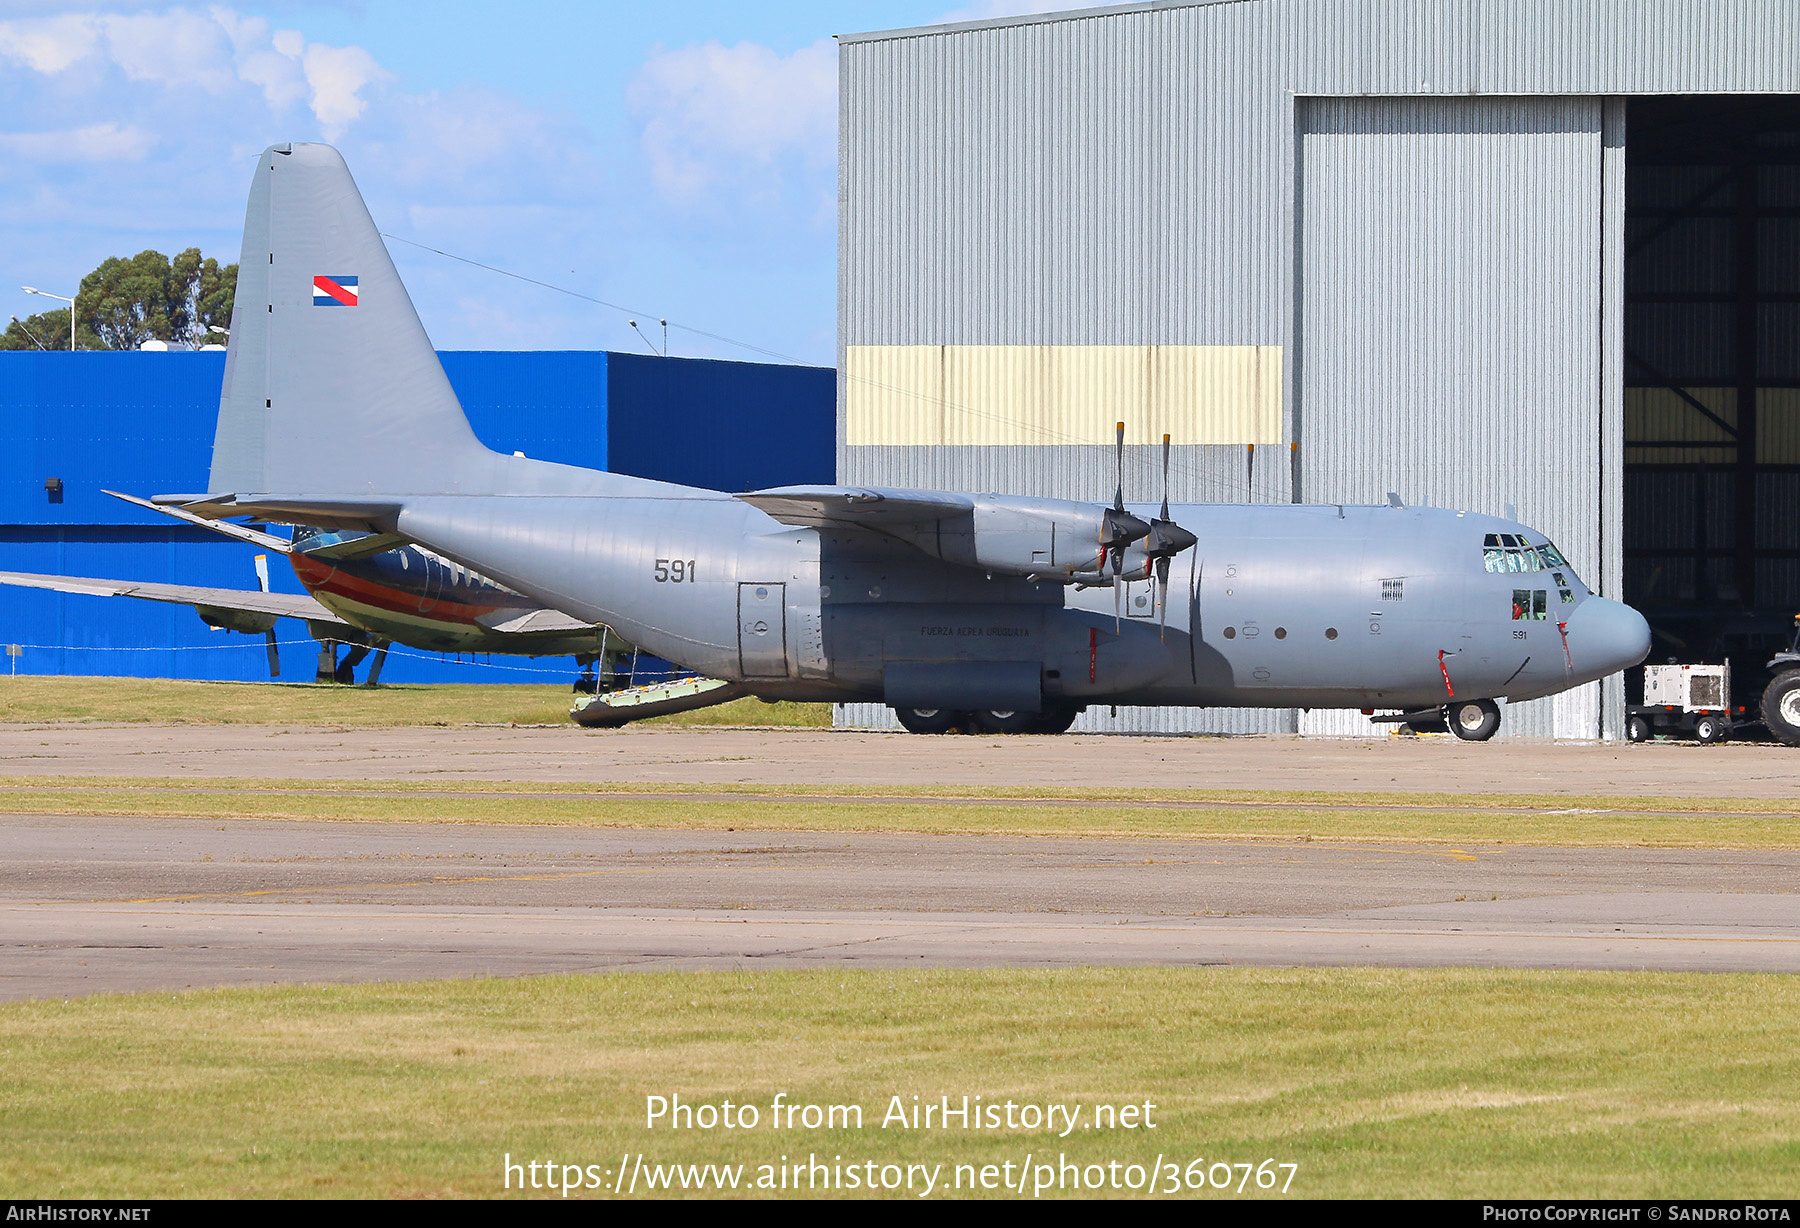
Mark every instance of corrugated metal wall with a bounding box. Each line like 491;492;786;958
836;0;1794;737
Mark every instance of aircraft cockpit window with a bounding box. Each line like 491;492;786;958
1483;535;1506;572
1512;589;1548;620
1483;534;1547;574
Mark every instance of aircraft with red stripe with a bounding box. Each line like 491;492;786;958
0;492;622;688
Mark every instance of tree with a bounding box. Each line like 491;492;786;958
1;308;104;352
0;248;236;351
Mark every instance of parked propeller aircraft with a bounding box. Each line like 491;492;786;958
154;143;1651;739
0;490;618;687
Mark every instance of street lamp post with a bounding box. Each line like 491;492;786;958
20;287;75;351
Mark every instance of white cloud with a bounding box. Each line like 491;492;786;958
301;40;386;133
0;7;388;131
628;37;836;210
0;121;155;161
236;44;306;110
103;8;236;92
0;14;103;73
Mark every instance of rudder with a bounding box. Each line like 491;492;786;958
210;143;490;497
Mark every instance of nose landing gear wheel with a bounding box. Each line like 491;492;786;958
1446;698;1501;742
893;707;968;735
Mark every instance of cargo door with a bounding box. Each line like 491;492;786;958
738;582;789;677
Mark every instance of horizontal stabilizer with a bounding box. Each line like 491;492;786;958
106;490;293;553
194;497;403;533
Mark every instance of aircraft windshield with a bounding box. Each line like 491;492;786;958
1483;533;1568;573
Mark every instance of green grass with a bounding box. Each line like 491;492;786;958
2;967;1796;1199
0;677;829;728
4;774;1798;849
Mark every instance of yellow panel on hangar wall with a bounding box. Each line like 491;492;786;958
844;345;1284;447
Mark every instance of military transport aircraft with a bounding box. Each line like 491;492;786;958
0;491;617;686
154;143;1651;739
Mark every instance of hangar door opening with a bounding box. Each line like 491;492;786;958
1296;97;1623;740
1624;98;1800;719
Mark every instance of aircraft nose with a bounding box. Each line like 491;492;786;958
1563;596;1651;680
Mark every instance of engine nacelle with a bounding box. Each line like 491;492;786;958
194;605;277;635
885;494;1116;581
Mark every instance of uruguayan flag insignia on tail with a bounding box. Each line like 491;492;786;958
313;275;358;306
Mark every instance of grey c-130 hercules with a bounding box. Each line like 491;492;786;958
159;143;1651;740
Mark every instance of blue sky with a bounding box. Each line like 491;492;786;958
0;1;1062;365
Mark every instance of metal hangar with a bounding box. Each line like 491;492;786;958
837;0;1800;738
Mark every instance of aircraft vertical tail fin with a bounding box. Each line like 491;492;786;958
210;143;492;499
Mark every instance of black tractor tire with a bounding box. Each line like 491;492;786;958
1762;671;1800;748
1626;714;1652;744
969;709;1045;735
1447;698;1501;742
1694;714;1730;743
893;707;967;735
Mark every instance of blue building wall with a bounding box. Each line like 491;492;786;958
0;350;833;682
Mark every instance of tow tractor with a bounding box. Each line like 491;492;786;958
1762;614;1800;747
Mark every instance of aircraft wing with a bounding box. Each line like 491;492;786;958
0;570;343;625
476;607;596;634
736;486;975;529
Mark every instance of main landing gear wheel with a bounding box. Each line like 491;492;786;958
1762;672;1800;748
967;705;1082;735
893;707;966;735
1626;714;1652;744
970;709;1041;734
1447;698;1501;742
1694;714;1731;744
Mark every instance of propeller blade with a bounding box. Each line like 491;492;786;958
1160;433;1171;523
264;628;280;678
253;553;270;593
1156;555;1170;641
1113;421;1125;511
1114;572;1122;635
